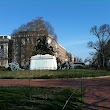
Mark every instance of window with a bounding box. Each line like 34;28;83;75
1;45;3;49
4;36;7;39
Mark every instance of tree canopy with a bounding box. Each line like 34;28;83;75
12;17;57;39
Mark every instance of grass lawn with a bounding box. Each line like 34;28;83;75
0;86;83;110
0;69;110;79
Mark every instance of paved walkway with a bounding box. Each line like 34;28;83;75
0;77;110;110
83;78;110;110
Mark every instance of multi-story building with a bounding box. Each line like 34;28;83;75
57;44;74;63
0;35;11;67
0;32;74;68
0;31;75;69
57;44;68;62
12;31;58;66
11;31;74;66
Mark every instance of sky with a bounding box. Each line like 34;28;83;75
0;0;110;61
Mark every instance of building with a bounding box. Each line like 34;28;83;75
0;35;11;67
57;44;68;62
0;32;74;68
57;44;74;63
11;31;74;66
11;31;58;66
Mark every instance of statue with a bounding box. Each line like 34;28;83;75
57;62;74;70
8;62;21;71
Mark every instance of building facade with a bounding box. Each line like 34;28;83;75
0;35;11;67
12;31;58;66
11;31;73;66
0;32;74;68
57;44;68;62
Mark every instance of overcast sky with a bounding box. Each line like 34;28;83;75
0;0;110;61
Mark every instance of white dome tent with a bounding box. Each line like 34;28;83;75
30;54;57;70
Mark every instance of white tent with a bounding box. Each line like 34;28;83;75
30;54;57;70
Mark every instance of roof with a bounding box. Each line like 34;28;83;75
0;35;11;39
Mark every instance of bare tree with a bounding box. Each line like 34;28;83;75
74;56;83;63
88;24;110;67
12;17;57;39
104;40;110;64
11;17;57;66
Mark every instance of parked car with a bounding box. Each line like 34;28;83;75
57;62;85;70
73;62;85;68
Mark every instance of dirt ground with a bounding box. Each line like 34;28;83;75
0;77;110;110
